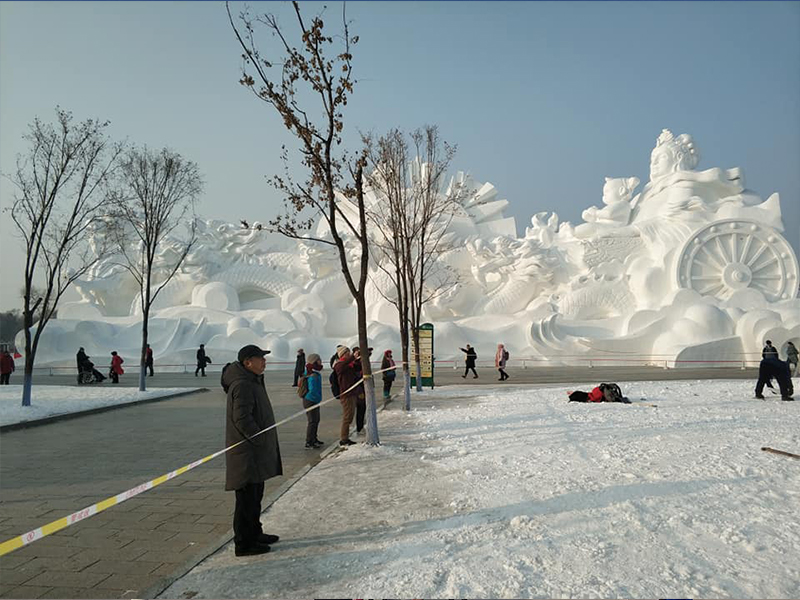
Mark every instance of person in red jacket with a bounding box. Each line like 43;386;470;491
333;346;361;446
587;386;605;402
110;351;124;384
0;351;15;385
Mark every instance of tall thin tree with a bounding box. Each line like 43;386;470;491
113;147;202;392
363;129;414;410
406;127;462;392
7;108;122;407
228;1;380;444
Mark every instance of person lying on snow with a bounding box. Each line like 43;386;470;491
568;383;631;404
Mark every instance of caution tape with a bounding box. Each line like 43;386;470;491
0;363;397;557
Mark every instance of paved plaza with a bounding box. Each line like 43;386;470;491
0;366;759;598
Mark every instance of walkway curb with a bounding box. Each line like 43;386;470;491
141;463;313;600
0;388;208;433
142;391;399;599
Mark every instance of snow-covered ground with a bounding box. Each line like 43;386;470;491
161;380;800;599
0;385;200;427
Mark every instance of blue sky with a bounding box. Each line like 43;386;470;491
1;1;798;311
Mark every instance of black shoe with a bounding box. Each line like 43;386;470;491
235;542;271;557
473;375;479;379
461;375;466;378
781;396;795;401
305;442;317;449
755;395;765;399
258;533;280;544
313;440;324;447
339;439;356;446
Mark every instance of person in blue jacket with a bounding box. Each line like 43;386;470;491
303;353;325;448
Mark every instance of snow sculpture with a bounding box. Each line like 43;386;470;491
22;129;798;367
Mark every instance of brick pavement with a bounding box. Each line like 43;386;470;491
0;381;344;599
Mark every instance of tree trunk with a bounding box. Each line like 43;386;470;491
22;357;34;408
21;313;34;407
357;296;379;446
139;308;149;392
398;303;411;411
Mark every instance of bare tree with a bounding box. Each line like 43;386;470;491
7;108;122;407
365;127;462;397
363;129;414;410
227;1;380;445
112;146;202;392
407;127;462;392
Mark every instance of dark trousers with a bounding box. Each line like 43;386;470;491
146;362;154;376
0;373;10;384
111;371;119;384
463;366;478;377
303;399;320;444
498;368;508;380
756;361;793;397
355;393;366;432
756;375;792;398
233;482;265;548
383;378;393;397
195;363;205;376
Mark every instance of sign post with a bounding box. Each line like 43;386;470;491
410;322;434;389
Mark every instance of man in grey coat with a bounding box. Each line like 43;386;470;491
222;344;283;557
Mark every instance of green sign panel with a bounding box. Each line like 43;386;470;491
410;322;434;388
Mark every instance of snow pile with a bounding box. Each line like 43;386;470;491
0;385;200;426
161;380;800;599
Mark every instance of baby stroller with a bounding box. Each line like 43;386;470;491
78;360;106;385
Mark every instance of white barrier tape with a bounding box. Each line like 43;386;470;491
0;363;397;557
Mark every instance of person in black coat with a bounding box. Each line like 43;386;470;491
762;340;778;360
460;344;478;378
292;348;305;387
76;347;90;373
196;344;208;377
222;344;283;556
755;356;794;400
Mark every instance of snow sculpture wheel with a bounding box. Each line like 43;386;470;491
676;219;799;302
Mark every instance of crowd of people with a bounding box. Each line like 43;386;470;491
5;335;795;560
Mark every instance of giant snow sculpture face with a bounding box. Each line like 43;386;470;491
649;147;674;181
648;129;700;183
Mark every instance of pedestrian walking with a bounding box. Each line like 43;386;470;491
145;344;154;377
196;344;209;377
460;344;478;378
333;346;361;446
292;348;305;387
0;350;14;384
302;353;324;448
381;349;396;399
762;340;778;360
77;347;90;374
786;341;798;377
110;351;124;384
221;344;282;557
495;343;509;381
